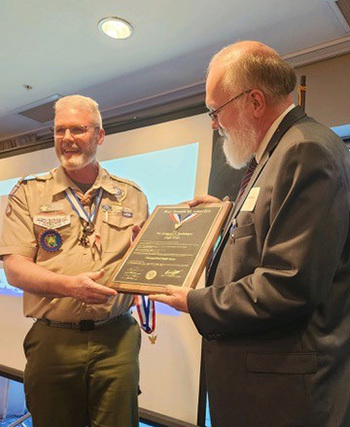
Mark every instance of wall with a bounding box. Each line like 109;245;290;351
294;53;350;128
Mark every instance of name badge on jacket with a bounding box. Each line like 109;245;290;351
241;187;260;212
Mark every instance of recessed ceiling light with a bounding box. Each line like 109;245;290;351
98;17;133;40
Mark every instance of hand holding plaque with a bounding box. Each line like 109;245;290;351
109;203;231;294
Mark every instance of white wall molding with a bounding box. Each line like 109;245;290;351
101;36;350;118
283;35;350;67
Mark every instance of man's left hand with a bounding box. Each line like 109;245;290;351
131;221;146;243
149;285;191;313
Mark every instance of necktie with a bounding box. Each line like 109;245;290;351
207;156;258;283
237;156;258;201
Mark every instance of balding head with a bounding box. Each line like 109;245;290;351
205;41;296;170
208;40;296;102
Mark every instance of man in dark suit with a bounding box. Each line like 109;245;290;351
150;41;350;426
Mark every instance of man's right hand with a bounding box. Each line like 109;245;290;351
3;254;117;304
66;269;117;304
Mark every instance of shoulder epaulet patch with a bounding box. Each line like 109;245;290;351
20;174;37;182
8;170;54;197
8;182;20;198
109;173;142;191
34;170;55;181
8;175;35;197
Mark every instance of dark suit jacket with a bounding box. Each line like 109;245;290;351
188;107;350;427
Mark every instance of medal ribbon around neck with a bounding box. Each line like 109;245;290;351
65;187;104;249
135;295;156;342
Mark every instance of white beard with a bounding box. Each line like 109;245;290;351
56;142;97;170
221;114;258;170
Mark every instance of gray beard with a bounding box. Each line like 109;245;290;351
220;118;258;170
58;152;95;170
56;141;97;171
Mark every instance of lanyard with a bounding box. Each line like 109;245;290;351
65;187;103;223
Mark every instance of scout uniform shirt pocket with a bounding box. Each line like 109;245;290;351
101;205;135;253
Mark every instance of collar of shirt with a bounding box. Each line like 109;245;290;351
255;104;296;164
51;163;116;196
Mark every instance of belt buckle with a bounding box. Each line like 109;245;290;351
78;320;95;331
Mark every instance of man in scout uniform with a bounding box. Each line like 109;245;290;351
0;95;148;427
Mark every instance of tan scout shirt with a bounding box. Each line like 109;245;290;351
0;164;148;322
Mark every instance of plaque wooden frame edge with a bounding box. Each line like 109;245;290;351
108;202;232;294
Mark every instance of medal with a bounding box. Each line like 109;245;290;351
79;220;95;247
40;229;63;252
148;334;157;344
134;295;156;339
65;187;103;249
169;212;201;230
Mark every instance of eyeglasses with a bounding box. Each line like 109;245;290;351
208;89;252;122
51;125;99;138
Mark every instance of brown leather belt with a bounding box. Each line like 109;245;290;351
36;312;129;331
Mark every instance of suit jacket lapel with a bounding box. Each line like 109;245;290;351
206;106;306;285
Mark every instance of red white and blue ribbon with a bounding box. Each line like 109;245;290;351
169;212;201;229
134;295;156;334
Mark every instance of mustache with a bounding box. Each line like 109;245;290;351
61;143;80;150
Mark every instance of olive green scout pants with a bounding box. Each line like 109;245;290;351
23;314;140;427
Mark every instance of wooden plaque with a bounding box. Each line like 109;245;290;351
109;202;232;294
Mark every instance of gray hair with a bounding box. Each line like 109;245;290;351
54;95;103;128
209;41;297;100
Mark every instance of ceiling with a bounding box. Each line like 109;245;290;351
1;0;350;142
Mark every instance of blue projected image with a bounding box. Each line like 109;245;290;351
0;177;19;196
0;143;199;308
101;144;198;211
0;268;22;296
